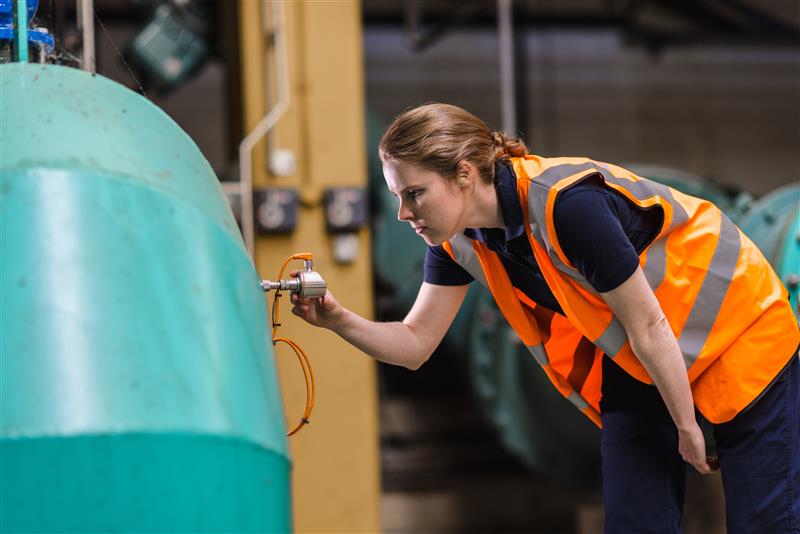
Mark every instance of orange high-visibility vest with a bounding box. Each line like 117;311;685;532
443;155;800;426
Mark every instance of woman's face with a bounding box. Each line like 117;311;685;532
382;159;468;246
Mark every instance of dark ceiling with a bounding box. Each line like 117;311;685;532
40;0;800;52
364;0;800;51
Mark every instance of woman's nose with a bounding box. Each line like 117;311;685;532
397;200;413;221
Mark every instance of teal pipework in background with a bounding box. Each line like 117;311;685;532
739;183;800;319
623;164;755;223
778;211;800;318
1;63;291;532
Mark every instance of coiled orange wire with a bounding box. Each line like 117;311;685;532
271;253;316;436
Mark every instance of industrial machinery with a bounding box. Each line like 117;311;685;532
0;0;53;62
125;0;215;93
1;1;291;531
739;183;800;318
623;164;755;223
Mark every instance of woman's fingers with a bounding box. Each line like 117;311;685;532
289;295;320;323
286;290;333;327
320;293;332;309
291;303;311;320
693;458;713;475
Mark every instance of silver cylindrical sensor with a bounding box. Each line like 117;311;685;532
260;269;327;298
296;270;327;298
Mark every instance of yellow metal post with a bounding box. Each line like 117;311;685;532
238;1;381;531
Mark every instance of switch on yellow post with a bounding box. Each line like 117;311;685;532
238;1;381;532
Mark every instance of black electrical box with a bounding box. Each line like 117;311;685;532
324;187;368;233
254;188;299;234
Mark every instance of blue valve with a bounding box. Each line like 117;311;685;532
0;0;55;62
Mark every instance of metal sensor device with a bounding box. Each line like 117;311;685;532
260;259;327;298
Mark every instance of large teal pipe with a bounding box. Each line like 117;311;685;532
0;64;291;532
739;184;800;319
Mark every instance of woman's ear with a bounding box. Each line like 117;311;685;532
456;161;474;188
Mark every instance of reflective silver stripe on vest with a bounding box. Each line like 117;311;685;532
448;233;488;288
527;167;585;261
533;161;598;188
644;237;668;290
567;392;589;411
526;344;591;412
526;343;549;365
594;316;627;357
526;181;590;286
677;214;741;367
527;221;593;289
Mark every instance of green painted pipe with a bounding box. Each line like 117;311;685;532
0;63;291;532
739;183;800;318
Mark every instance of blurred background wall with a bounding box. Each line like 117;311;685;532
365;27;800;196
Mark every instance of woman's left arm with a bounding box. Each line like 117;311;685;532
600;267;718;474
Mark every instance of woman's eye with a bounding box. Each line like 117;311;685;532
406;189;422;201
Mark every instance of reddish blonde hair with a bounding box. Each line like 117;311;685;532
378;103;528;183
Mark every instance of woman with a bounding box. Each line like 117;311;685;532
291;103;800;533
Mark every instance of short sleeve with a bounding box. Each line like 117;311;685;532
424;245;474;286
554;184;641;293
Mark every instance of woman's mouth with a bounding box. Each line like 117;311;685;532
415;226;427;235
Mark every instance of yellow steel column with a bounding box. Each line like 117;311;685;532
238;1;381;532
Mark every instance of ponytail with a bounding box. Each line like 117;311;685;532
491;131;528;161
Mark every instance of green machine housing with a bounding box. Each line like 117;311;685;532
1;63;292;532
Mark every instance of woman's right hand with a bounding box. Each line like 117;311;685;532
288;270;345;330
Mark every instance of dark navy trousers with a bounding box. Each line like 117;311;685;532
600;351;800;534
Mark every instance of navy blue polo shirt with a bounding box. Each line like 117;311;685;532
424;161;664;315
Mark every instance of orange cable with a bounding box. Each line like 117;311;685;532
271;253;315;436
